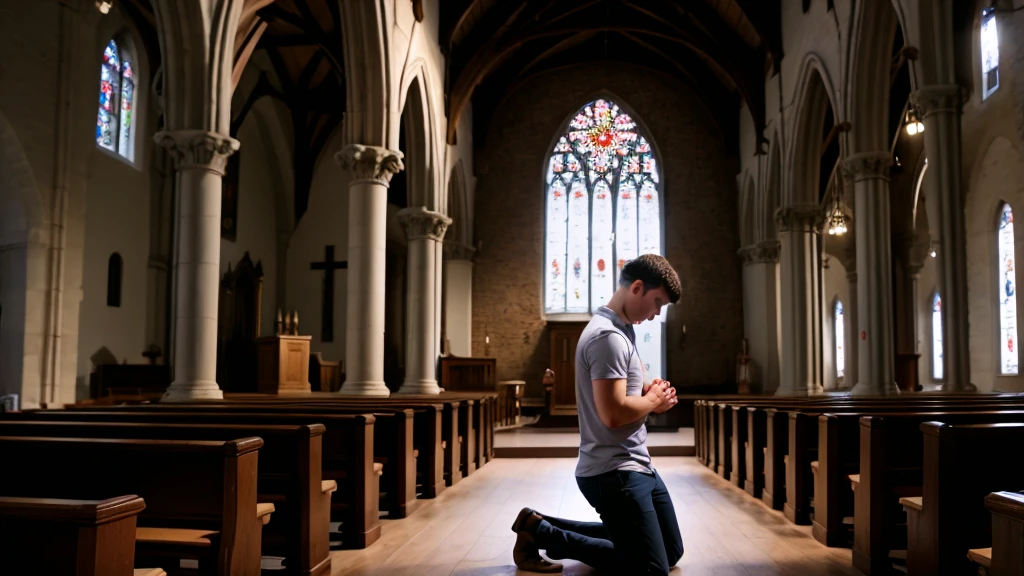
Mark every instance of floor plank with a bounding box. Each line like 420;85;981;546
329;457;860;576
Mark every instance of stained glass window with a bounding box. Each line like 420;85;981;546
544;98;665;377
932;292;943;381
999;202;1018;374
835;300;845;381
982;7;999;99
96;38;136;161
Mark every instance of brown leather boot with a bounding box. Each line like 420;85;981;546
512;530;563;573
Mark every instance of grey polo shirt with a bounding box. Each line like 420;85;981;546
574;306;653;477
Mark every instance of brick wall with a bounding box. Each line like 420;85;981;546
471;63;744;398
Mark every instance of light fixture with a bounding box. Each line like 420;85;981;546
95;0;112;14
827;161;848;236
905;107;924;136
930;241;938;258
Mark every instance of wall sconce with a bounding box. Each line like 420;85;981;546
930;242;938;258
905;107;924;136
96;1;113;14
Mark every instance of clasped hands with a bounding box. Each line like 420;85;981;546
642;378;677;413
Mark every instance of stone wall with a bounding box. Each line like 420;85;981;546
471;63;744;398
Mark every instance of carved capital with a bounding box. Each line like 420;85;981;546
398;206;451;242
737;240;780;264
154;130;239;175
841;152;892;182
911;85;965;118
443;241;476;261
776;204;824;233
335;144;404;184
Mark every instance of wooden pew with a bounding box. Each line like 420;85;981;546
0;420;332;576
4;409;380;550
0;495;151;576
971;491;1024;576
0;436;264;575
904;423;1024;575
854;413;1024;575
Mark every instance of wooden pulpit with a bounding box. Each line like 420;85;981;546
256;334;312;394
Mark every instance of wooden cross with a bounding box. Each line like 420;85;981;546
310;245;347;342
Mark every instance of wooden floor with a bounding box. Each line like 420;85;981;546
328;457;861;575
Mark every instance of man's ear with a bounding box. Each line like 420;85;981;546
631;279;644;294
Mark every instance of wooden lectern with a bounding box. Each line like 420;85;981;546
256;310;311;394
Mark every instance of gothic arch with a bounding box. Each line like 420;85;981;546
739;174;756;247
341;0;390;146
787;54;841;206
94;11;152;166
397;74;432;210
446;161;471;246
763;134;782;241
844;0;900;155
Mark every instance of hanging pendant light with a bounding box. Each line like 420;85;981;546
827;161;848;236
96;1;113;14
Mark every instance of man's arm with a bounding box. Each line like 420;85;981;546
592;378;669;428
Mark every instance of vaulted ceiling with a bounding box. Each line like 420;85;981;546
441;0;781;153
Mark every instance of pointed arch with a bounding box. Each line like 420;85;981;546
844;0;900;154
763;133;782;241
834;297;846;382
446;161;471;246
341;0;391;146
931;289;944;381
787;54;841;206
398;74;432;209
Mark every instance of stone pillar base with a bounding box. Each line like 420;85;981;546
161;381;224;402
396;379;443;395
337;381;391;397
773;385;825;397
850;381;901;396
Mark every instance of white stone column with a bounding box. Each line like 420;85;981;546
396;207;451;395
443;242;476;358
776;205;825;396
738;241;781;394
912;85;974;391
843;152;899;396
156;130;239;401
336;144;404;397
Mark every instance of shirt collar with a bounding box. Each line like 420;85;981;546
596;306;631;332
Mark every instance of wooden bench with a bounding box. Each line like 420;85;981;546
0;420;332;575
0;435;264;575
4;409;380;550
0;495;153;576
975;491;1024;576
855;414;1024;575
904;423;1024;575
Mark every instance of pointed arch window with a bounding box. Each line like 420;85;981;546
932;292;943;381
981;6;1000;99
834;300;845;382
998;202;1018;374
96;38;136;161
544;98;665;377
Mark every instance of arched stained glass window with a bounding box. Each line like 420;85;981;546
931;292;943;381
544;98;664;377
96;38;136;161
834;300;845;381
999;202;1018;374
982;7;1000;99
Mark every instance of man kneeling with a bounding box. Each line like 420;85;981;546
512;255;685;575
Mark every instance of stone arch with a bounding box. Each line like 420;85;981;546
739;174;756;247
94;12;153;166
787;54;842;206
844;0;900;155
397;74;432;209
341;0;390;147
965;136;1024;390
763;134;782;241
446;161;471;246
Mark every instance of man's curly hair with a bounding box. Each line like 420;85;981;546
619;254;681;304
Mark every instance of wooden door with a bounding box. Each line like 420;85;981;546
548;322;587;415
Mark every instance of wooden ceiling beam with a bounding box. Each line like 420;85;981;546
733;0;783;68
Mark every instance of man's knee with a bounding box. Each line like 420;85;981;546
666;536;684;566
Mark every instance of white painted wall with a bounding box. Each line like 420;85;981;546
76;148;151;384
286;127;351;364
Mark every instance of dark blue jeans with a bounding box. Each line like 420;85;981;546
532;469;684;575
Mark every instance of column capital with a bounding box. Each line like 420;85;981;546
841;152;892;182
398;206;452;242
776;204;824;233
911;84;965;118
737;240;780;264
443;241;477;262
335;144;404;185
154;130;239;175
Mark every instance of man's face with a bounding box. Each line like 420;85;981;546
625;280;670;324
